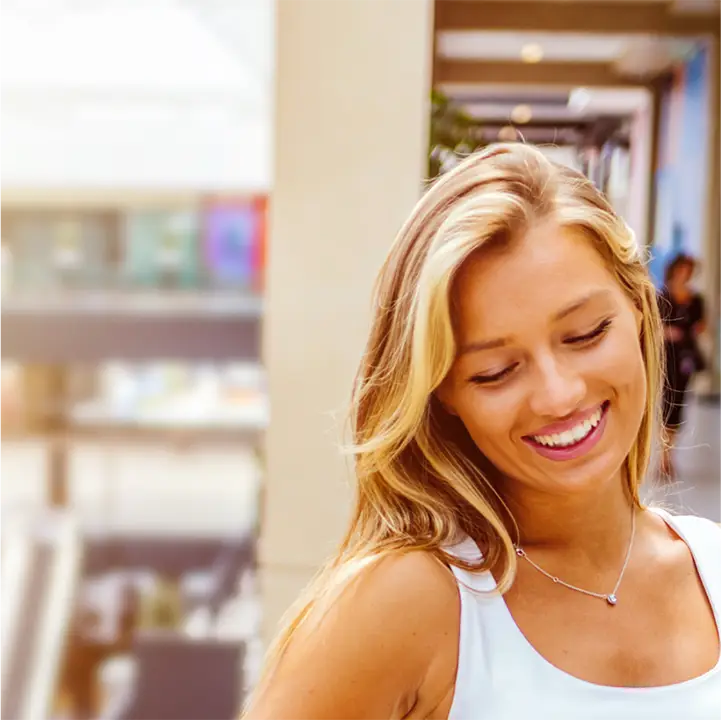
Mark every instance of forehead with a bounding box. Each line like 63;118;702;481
453;221;618;337
674;260;694;274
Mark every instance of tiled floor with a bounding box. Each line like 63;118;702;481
644;399;720;522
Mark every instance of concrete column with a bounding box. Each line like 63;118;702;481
260;0;434;641
626;91;653;248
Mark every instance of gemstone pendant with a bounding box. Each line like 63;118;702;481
606;594;618;606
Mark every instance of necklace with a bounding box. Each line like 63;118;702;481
514;510;636;607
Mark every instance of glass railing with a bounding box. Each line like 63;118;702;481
1;519;33;698
0;512;82;720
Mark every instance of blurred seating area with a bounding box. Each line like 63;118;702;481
1;436;264;718
54;535;257;720
2;434;265;713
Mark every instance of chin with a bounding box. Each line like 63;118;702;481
539;455;625;495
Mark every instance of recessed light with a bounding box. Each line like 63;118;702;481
511;104;533;124
498;125;519;142
521;43;544;64
568;88;593;113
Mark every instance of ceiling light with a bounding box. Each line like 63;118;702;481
498;126;519;142
510;104;533;124
568;87;593;113
521;43;544;64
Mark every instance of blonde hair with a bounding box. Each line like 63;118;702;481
255;143;663;690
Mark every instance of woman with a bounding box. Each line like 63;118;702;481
659;254;707;478
246;145;720;718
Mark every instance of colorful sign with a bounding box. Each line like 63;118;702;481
202;197;266;290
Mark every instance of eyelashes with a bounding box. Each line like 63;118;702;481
564;317;613;345
468;318;614;386
470;363;519;386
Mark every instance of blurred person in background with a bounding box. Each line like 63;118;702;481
658;253;707;479
246;145;720;719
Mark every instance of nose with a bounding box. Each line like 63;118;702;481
529;353;587;420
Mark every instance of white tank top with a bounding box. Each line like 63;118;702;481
446;510;721;719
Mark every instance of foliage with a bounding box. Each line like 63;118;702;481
428;89;485;178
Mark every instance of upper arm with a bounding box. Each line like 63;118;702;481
245;551;459;720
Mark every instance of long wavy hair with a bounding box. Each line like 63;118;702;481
254;143;663;691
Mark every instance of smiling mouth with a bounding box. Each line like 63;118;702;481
524;401;610;451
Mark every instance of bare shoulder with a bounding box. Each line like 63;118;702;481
246;550;460;720
346;549;460;620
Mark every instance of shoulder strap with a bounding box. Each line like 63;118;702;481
443;537;497;593
672;513;721;548
663;513;721;598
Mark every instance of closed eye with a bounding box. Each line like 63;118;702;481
565;318;613;345
469;363;519;386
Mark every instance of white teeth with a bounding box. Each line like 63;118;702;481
531;407;604;448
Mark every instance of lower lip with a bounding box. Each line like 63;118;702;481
523;402;609;462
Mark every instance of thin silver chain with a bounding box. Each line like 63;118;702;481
514;510;636;606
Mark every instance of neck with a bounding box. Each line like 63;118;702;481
500;471;636;567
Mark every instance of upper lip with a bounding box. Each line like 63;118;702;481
524;402;606;438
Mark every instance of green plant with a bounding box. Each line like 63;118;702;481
428;89;484;179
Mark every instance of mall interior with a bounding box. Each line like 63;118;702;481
1;1;720;718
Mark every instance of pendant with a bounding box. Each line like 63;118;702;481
606;594;618;606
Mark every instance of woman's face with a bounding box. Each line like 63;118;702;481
670;261;694;287
439;220;647;498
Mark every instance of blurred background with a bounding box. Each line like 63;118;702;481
1;1;719;718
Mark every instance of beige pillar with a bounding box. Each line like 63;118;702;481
625;90;653;248
260;0;434;642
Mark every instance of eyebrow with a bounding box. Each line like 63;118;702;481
458;290;612;356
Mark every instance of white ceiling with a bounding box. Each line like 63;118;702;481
0;0;273;190
436;10;699;122
1;0;261;97
573;87;651;114
462;89;650;122
437;30;696;72
439;32;635;62
440;84;650;127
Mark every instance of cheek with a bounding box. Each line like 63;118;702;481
600;325;647;400
453;387;521;458
455;391;532;483
453;336;646;438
